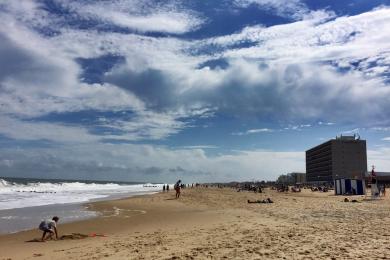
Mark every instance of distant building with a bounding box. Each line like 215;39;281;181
365;171;390;184
306;135;367;183
293;172;306;184
277;172;306;185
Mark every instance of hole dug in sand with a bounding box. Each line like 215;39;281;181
59;233;89;240
26;233;89;242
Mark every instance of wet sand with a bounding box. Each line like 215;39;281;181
1;187;390;259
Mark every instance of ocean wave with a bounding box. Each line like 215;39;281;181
0;178;162;210
0;178;11;188
0;179;147;193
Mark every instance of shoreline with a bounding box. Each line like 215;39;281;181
1;187;390;259
0;190;160;235
0;188;222;259
0;203;97;235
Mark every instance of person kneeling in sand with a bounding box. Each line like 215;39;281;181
39;216;59;241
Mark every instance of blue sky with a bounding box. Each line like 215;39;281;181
0;0;390;182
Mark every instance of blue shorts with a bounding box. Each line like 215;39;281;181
40;227;53;233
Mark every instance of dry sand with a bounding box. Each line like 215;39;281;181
1;187;390;259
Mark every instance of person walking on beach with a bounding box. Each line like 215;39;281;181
39;216;59;241
163;184;166;192
174;180;182;199
166;184;169;192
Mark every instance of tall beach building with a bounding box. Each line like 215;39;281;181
306;136;367;183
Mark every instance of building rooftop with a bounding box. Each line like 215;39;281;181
335;134;361;141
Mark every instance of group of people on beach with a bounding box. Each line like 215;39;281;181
162;184;170;192
162;180;183;199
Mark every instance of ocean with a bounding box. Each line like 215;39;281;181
0;177;164;234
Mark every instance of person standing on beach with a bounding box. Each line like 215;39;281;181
174;180;182;199
163;184;166;192
39;216;59;241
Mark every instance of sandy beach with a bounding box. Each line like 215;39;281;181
1;187;390;259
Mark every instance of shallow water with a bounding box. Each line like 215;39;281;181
0;203;97;234
0;177;165;234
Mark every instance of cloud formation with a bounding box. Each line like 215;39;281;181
233;0;310;20
0;144;304;182
0;1;389;181
60;0;204;34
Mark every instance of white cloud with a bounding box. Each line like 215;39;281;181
0;1;390;183
368;147;390;172
342;128;360;135
0;18;149;118
180;145;218;149
74;7;389;126
247;128;273;133
57;0;204;34
0;0;50;28
382;137;390;141
3;1;388;127
179;59;390;123
204;7;390;76
233;128;274;135
0;116;99;143
85;11;202;34
0;111;187;143
99;111;187;141
0;10;191;142
318;121;335;126
0;144;304;182
371;127;390;131
204;9;334;48
233;0;309;20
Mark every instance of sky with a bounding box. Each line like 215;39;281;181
0;0;390;183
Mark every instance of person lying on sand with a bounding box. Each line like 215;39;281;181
39;216;59;241
343;198;360;203
247;198;273;204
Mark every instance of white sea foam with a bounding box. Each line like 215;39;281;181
0;179;162;210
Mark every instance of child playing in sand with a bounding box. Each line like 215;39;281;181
39;216;59;241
